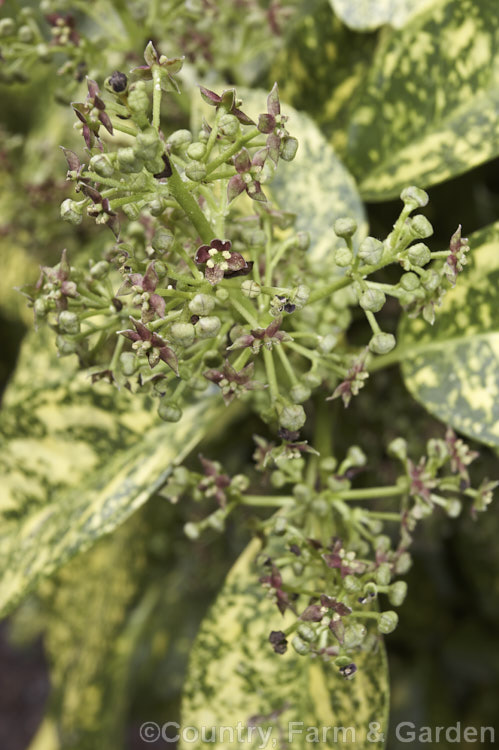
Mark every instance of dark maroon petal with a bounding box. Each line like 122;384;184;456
60;147;81;173
266;132;281;164
300;605;323;622
265;316;283;338
205;264;225;285
82;124;93;149
119;328;141;343
72;104;87;123
225;251;246;271
58;249;71;280
252;148;268;170
227;333;256;350
86;78;100;100
224;260;253;279
211;238;232;253
199;85;221;105
234;148;252;174
93;94;106;111
142;263;158;292
231;106;255;126
258;113;276;134
203;368;224;384
80;183;102;203
322;553;342;569
131;317;152;341
249;327;266;340
329;617;345;644
227;174;246;203
195;244;211;263
150;331;167;348
61;280;78;298
267;83;280;117
158;346;179;375
150;293;166;318
320;595;336;608
107;214;120;238
98;110;114;135
247;181;266;202
333;601;352;617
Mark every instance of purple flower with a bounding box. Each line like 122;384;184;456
119;262;166;322
118;317;178;374
327;350;368;407
228;316;292;353
133;41;184;94
444;225;470;286
445;428;478;488
195;238;251;285
269;630;288;655
203;360;264;404
260;565;291;615
45;13;80;46
80;183;119;237
227;147;268;203
35;249;79;311
256;84;297;165
72;78;113;149
199;85;255;125
198;455;231;508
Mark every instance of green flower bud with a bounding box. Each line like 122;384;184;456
359;288;386;313
421;269;441;292
295;231;310;251
400;272;420;291
185;161;207;181
215;287;229;302
60;199;82;225
58;311;80;335
36;43;51;62
232;474;250;492
346;445;367;467
394;552;412;575
293;483;309;502
119;351;137;376
0;18;15;37
290;384;312;404
375;535;391;553
195;316;221;338
378;610;399;634
446;497;462;518
117;147;143;174
89;153;115;178
407;242;431;267
34;298;50;318
122;203;141;220
408;215;433;239
219;113;239;137
207;509;225;532
291;635;310;655
18;25;33;43
358;236;384;265
343;574;361;593
90;261;109;279
303;371;321;388
334;246;353;267
277;403;306;431
297;624;315;642
375;563;392;586
135;130;162;162
241;280;261;299
369;332;396;355
334;217;357;239
334;655;352;669
318;334;337;354
144;157;166;174
183;521;200;540
292;284;310;309
388;437;407;461
270;470;287;488
400;186;429;209
319;456;337;473
158;402;183;422
388;581;407;607
188;375;208;392
189;294;215;315
152;228;174;252
198;128;210;144
343;623;367;648
186;142;206;160
148;198;167;216
170;322;195;346
280;136;298;161
128;81;150;115
167;129;193;151
274;516;287;535
56;335;78;356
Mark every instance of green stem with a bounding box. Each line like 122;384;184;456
307;276;352;305
263;347;279;401
274;344;299;386
205;128;260;175
335;485;406;501
152;66;162;131
168;162;214;243
242;495;294;506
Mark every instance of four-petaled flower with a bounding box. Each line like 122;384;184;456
445;428;478;489
118;317;178;374
197;455;231;508
133;41;184;94
45;13;80;46
199;86;255;125
195;238;251;285
73;78;113;149
203;360;264;404
227;147;268;203
260;564;291;615
118;262;166;322
444;225;470;286
80;183;119;237
327;350;369;407
35;249;79;311
256;83;297;165
228;316;292;353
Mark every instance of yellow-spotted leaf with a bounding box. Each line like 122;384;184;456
399;222;499;446
345;0;499;200
329;0;434;31
0;329;229;619
181;539;389;749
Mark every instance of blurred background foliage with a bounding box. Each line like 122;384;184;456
0;0;498;748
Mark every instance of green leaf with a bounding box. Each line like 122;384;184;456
345;0;499;200
181;539;389;749
240;90;367;261
399;222;499;446
329;0;433;31
0;329;230;618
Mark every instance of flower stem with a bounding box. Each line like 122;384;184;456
167;162;214;243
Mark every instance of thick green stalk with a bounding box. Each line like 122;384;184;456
167;163;214;243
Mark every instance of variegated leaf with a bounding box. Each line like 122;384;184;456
400;222;499;446
329;0;434;31
0;329;229;618
240;90;367;261
181;539;389;749
345;0;499;200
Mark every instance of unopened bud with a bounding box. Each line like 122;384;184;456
343;623;367;648
185;161;207;181
219;113;239;137
167;129;193;151
128;81;150;115
407;242;431;267
291;635;309;655
401;186;429;209
277;403;306;431
388;437;407;461
369;332;396;355
152;228;174;252
378;610;399;634
359;288;386;313
195;316;221;338
148;198;167;216
400;272;420;291
119;351;137;376
297;624;315;642
388;581;407;607
183;521;200;540
117;147;143;174
0;18;15;37
394;552;412;575
358;236;383;265
280;136;298;161
292;284;310;309
189;294;215;315
89;153;115;178
334;247;353;267
186;142;206;160
290;384;311;404
408;215;433;239
334;217;357;239
158;401;182;422
18;25;33;43
135;130;163;162
241;280;261;298
60;199;82;225
34;298;50;318
170;322;195;346
375;563;392;586
421;269;441;292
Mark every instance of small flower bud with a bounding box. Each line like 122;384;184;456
291;635;310;655
343;623;367;648
185;161;207;181
346;445;367;467
304;371;322;388
148;198;167;216
359;288;386;313
119;351;137;376
274;516;287;535
445;498;462;517
280;136;298;161
290;384;312;404
408;215;433;239
135;130;162;162
293;483;309;502
152;228;174;252
375;563;392;586
215;287;229;302
158;402;183;422
18;25;33;43
56;335;78;356
270;470;287;488
292;284;310;309
0;18;15;37
58;310;80;335
241;280;261;298
219;113;239;137
128;81;150;115
183;521;200;540
122;203;141;220
334;247;353;267
89;153;115;178
277;403;306;431
186;142;206;160
297;624;315;642
232;474;250;492
358;236;384;265
334;217;357;239
36;43;50;61
343;574;361;593
170;322;195;346
167;129;193;152
394;552;412;574
34;298;50;318
401;186;429;209
407;242;431;267
195;316;221;338
320;456;337;473
318;334;337;354
369;332;396;355
60;199;82;225
388;437;407;461
421;269;441;292
400;272;420;291
117;147;143;174
378;610;399;634
189;294;215;315
388;581;407;607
